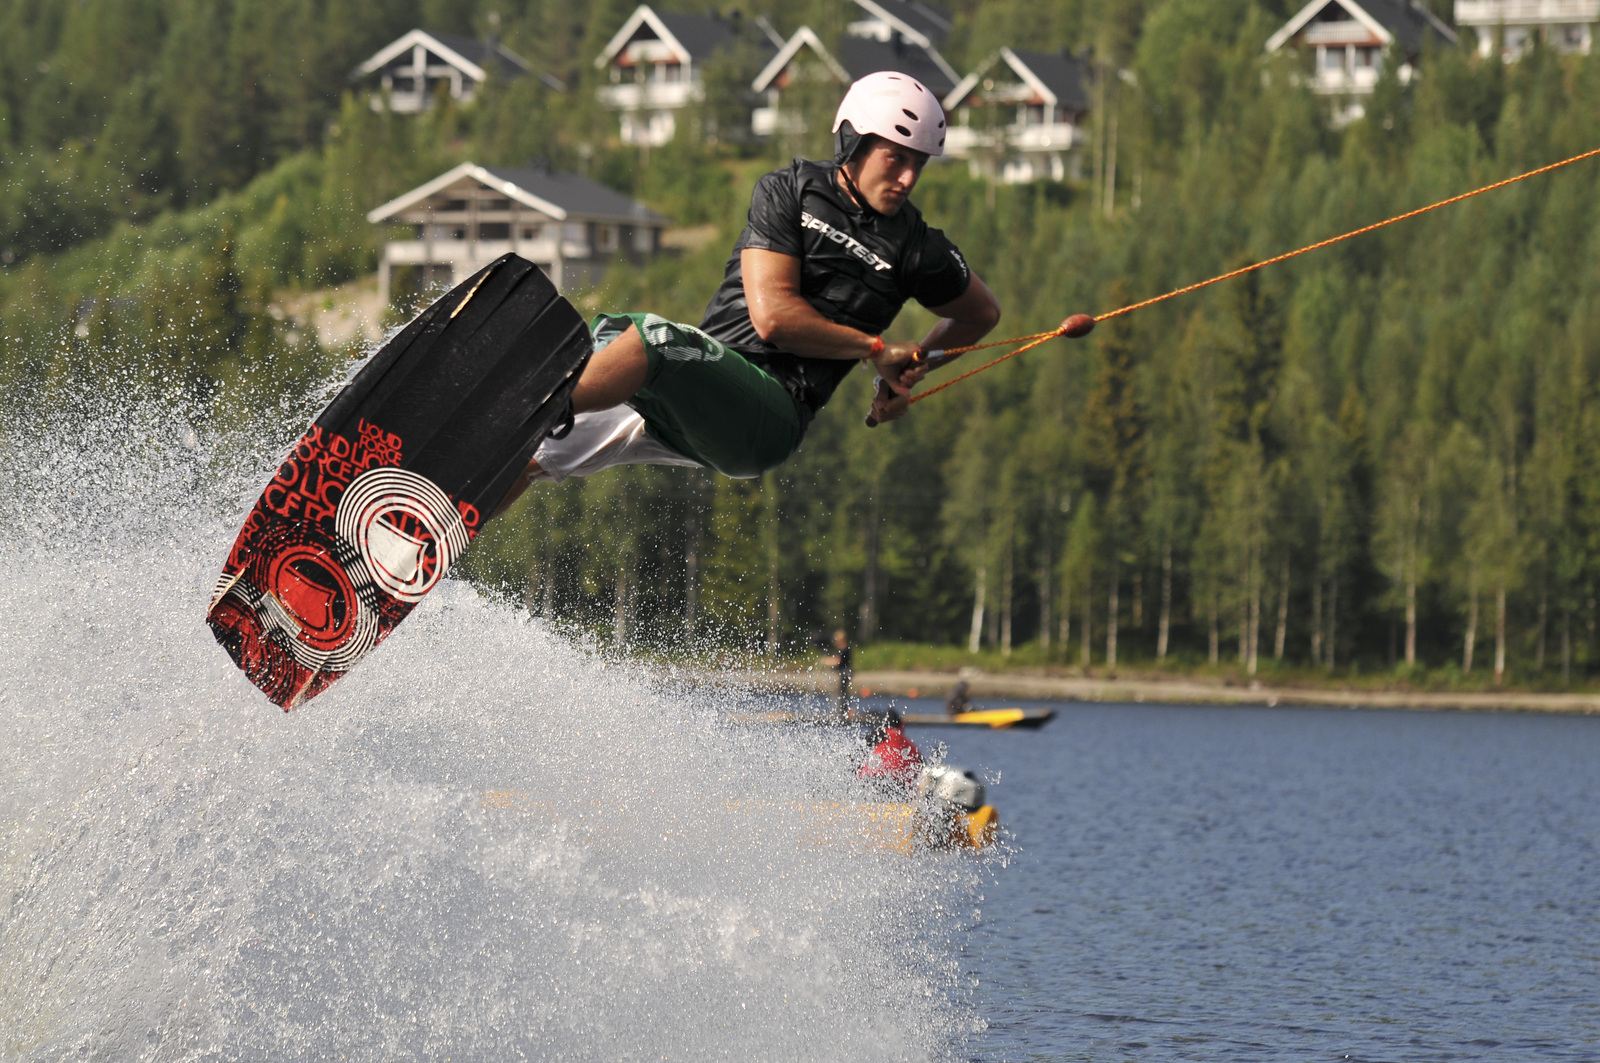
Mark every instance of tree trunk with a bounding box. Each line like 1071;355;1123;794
1038;557;1052;652
528;548;548;618
767;533;780;656
1132;568;1143;628
1000;536;1014;658
1060;578;1072;657
1405;510;1418;667
542;557;555;618
1080;574;1093;668
1102;101;1118;220
1208;593;1219;665
1105;559;1120;671
1274;555;1289;660
1326;577;1338;671
1535;583;1547;672
1310;578;1323;666
1463;593;1478;673
1404;558;1417;666
1494;585;1507;684
1157;540;1172;662
1562;606;1572;685
613;567;629;645
858;493;880;643
683;510;699;635
1247;544;1261;677
968;565;986;654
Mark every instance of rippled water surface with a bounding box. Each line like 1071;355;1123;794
918;698;1600;1061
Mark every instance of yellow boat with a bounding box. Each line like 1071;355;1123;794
900;707;1056;729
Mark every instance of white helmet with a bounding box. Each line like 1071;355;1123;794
832;71;946;163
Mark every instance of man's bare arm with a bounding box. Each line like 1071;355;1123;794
741;248;890;360
741;248;1001;394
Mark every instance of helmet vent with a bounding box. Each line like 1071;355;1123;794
895;124;912;137
903;108;919;120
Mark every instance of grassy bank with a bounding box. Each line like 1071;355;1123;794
848;640;1600;697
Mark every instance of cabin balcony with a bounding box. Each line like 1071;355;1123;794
596;81;700;112
944;122;1081;157
1456;0;1600;23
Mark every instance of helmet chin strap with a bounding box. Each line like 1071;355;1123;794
837;162;877;216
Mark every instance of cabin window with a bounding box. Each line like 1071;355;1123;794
482;198;512;211
449;226;466;240
440;199;468;212
597;225;618;253
478;223;510;240
1355;47;1379;68
521;225;542;240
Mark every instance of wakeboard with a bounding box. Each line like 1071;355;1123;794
207;254;591;709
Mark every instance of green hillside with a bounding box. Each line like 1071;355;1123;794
4;0;1597;691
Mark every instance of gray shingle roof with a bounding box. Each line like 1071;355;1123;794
1007;50;1090;112
837;36;956;98
428;32;530;77
655;13;734;61
1348;0;1455;51
483;168;672;224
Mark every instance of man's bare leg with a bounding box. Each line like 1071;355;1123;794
490;325;649;519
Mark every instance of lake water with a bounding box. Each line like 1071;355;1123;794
904;697;1600;1062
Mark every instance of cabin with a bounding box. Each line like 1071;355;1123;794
595;5;761;146
750;1;960;139
943;48;1090;183
1455;0;1599;59
1266;0;1456;120
354;29;556;112
367;163;671;303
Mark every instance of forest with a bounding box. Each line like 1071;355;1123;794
4;0;1600;689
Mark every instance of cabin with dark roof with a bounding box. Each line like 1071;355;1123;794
943;48;1089;183
1267;0;1455;121
596;5;766;146
749;0;959;139
367;163;671;302
355;29;558;112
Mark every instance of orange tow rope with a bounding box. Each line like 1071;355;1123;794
908;145;1600;407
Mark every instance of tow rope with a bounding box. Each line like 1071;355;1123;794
891;145;1600;414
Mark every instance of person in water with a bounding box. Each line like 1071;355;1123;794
944;679;972;716
819;628;854;722
496;71;1001;502
858;710;923;793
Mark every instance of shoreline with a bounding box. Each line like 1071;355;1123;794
711;668;1600;715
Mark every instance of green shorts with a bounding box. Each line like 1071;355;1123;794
593;312;804;479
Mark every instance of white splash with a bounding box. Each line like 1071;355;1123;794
0;384;980;1061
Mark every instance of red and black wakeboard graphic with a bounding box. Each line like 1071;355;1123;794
208;254;591;709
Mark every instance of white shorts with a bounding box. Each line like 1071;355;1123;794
530;406;703;483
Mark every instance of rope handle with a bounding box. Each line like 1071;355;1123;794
865;315;1096;425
